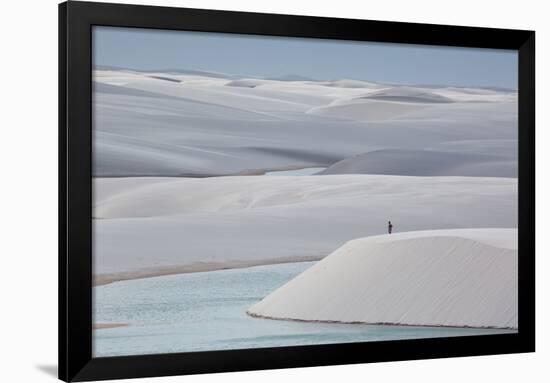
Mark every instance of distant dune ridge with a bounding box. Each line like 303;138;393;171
93;69;517;177
248;229;518;329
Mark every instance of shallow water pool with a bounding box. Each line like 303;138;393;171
93;262;514;357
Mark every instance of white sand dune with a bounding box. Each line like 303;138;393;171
306;99;428;121
93;175;516;282
357;87;454;103
94;175;516;219
225;79;274;88
91;70;518;287
248;229;517;329
93;69;517;177
430;139;517;157
320;79;381;88
319;149;516;177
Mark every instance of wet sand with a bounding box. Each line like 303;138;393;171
93;255;323;286
93;323;128;330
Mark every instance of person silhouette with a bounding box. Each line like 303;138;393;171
388;221;393;234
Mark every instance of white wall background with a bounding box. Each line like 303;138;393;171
0;0;547;381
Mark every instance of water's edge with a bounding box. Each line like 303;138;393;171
93;262;515;357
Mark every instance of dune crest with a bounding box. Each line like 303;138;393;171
248;229;517;329
357;87;454;103
319;149;517;177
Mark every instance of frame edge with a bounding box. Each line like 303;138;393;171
59;2;68;381
517;30;535;352
61;1;95;381
60;2;536;381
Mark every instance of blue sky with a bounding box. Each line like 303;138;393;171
93;26;517;88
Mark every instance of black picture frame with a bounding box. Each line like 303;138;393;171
59;1;535;381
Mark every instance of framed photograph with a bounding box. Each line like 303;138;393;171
59;1;535;381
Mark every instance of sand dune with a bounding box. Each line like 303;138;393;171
93;175;516;281
91;70;518;288
320;79;381;88
357;87;454;103
430;139;517;157
306;99;428;121
248;229;517;329
319;149;516;177
225;79;273;88
93;69;517;177
94;175;516;219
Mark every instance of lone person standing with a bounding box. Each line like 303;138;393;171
388;220;393;234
